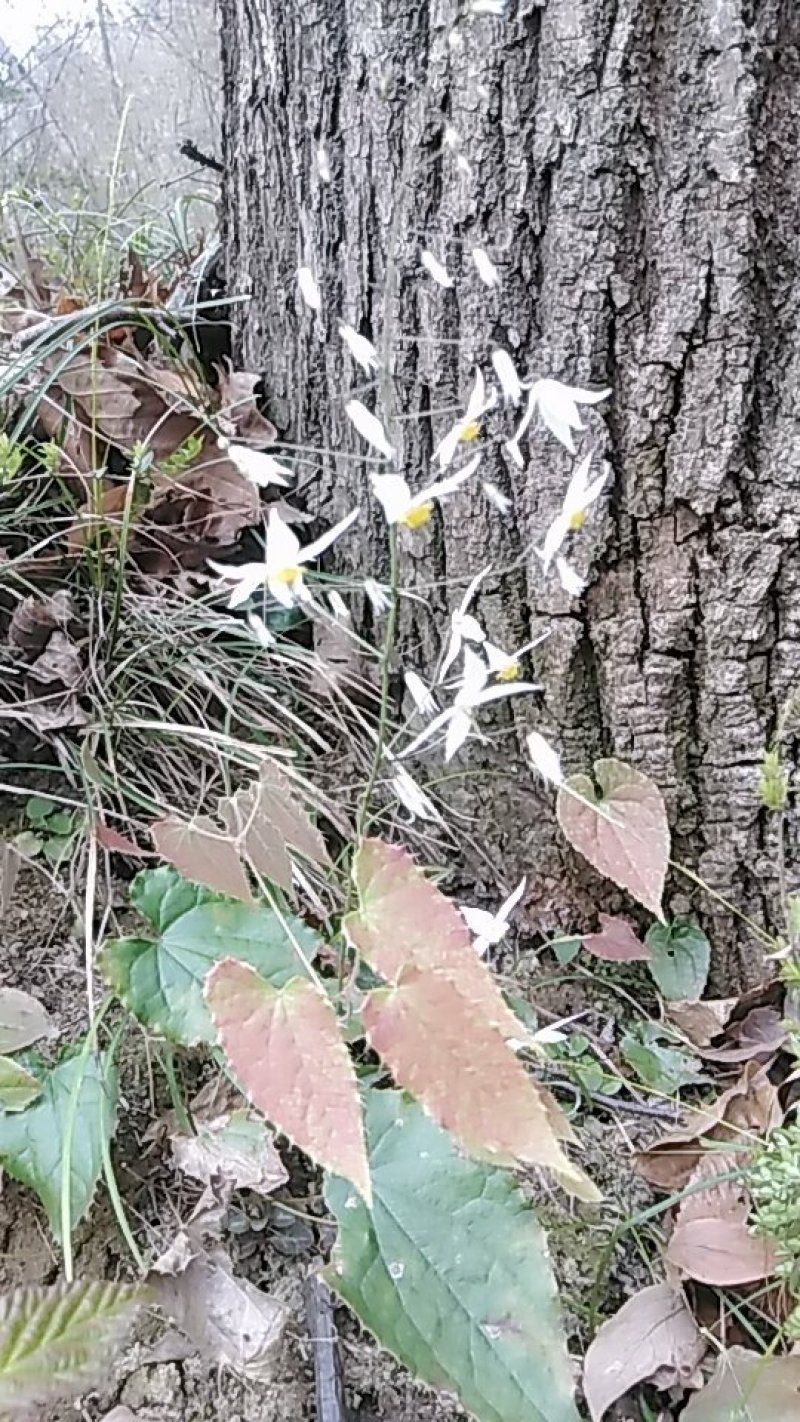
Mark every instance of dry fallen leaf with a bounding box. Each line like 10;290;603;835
171;1108;288;1195
700;1006;786;1064
667;998;738;1048
150;1244;287;1380
0;987;55;1053
216;365;277;446
583;1282;706;1422
8;590;76;655
666;1151;778;1286
637;1061;783;1190
682;1346;800;1421
24;629;87;731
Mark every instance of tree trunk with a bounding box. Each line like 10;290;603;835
217;0;800;989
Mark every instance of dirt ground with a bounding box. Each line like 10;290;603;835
0;852;654;1421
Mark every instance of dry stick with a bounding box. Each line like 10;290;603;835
304;1272;349;1422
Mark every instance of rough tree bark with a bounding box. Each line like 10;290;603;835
217;0;800;988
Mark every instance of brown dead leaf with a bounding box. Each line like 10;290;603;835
8;590;76;655
583;1282;706;1422
700;1006;786;1064
150;1244;287;1380
151;816;254;902
682;1346;800;1421
666;1151;778;1286
216;365;277;446
637;1061;782;1190
667;998;738;1047
170;1108;288;1195
23;629;87;731
95;823;151;857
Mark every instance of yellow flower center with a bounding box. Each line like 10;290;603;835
460;420;481;443
273;564;301;585
495;661;522;683
568;510;587;532
402;502;434;530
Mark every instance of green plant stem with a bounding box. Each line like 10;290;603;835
670;857;778;951
159;1046;193;1137
61;999;113;1281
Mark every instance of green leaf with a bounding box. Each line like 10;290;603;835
0;1048;117;1240
46;812;74;837
13;831;42;858
552;937;581;965
42;835;75;866
645;920;710;1001
101;868;319;1045
620;1024;705;1094
0;1279;145;1409
325;1089;580;1422
25;796;53;827
0;1056;42;1111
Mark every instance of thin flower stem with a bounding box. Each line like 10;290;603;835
355;524;400;843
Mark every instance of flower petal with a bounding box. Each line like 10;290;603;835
497;877;527;925
491;348;523;404
444;709;473;761
346;399;394;459
339;323;379;373
421;250;453;288
265;508;302;574
225;444;293;488
422;453;481;503
472;247;501;288
482;480;512;513
301;507;360;562
404;670;437;717
370;472;412;524
555;557;586;597
540;511;571;571
527;730;563;786
297;266;321;310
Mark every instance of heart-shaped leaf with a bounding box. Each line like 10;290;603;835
100;867;318;1046
645;920;710;1002
582;914;650;962
0;989;55;1054
325;1088;581;1422
557;759;669;917
0;1056;42;1111
206;961;370;1201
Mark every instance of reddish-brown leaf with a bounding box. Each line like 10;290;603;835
583;914;650;962
666;998;738;1047
682;1347;800;1421
665;1150;778;1286
557;758;670;918
95;823;150;858
700;1006;786;1063
205;961;370;1201
582;1282;706;1422
151;816;254;903
363;967;598;1201
344;839;525;1044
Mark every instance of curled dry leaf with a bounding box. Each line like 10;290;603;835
582;913;650;962
699;1006;786;1064
682;1346;800;1421
216;365;277;446
0;987;55;1054
150;1243;287;1381
582;1282;706;1422
667;998;738;1048
171;1108;288;1196
637;1060;783;1191
23;629;87;731
8;590;76;655
557;757;670;918
665;1150;778;1286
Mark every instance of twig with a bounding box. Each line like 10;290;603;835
546;1076;681;1121
304;1272;349;1422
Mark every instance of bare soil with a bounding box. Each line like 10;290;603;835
0;853;652;1421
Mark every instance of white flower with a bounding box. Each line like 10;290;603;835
527;730;563;786
370;453;480;530
421;250;453;288
471;0;505;12
339;323;379;374
482;481;511;514
443;124;461;149
506;377;611;460
439;565;491;681
541;452;608;570
554;556;586;597
346;399;394;459
401;646;540;762
208;507;358;611
316;144;332;183
472;247;500;288
434;368;495;468
461;878;526;955
297;266;321;311
483;631;549;682
223;442;293;488
404;670;437;717
491;348;523;405
532;378;610;454
456;154;473;178
364;578;391;613
246;612;275;648
328;590;351;621
390;765;442;824
448;27;465;50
